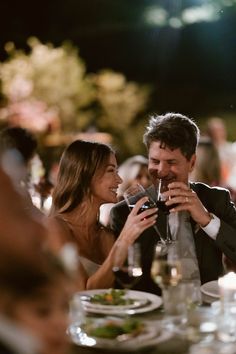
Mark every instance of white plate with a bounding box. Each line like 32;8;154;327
68;317;171;351
83;297;148;311
201;280;219;302
76;289;162;315
81;290;148;311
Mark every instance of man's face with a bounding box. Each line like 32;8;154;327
148;141;196;187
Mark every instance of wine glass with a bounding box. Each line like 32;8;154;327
123;183;167;246
156;179;178;244
151;241;186;329
151;241;182;289
112;242;143;291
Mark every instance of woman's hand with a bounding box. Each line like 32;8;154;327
119;196;157;245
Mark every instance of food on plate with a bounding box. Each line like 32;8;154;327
82;318;144;339
89;288;134;306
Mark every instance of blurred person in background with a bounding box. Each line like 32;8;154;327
0;252;73;354
0;126;38;198
116;154;151;200
0;166;63;354
190;136;221;186
0;126;52;213
206;117;236;193
0;166;48;273
0;138;73;354
46;140;158;291
100;154;152;226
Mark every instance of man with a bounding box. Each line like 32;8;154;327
110;112;236;295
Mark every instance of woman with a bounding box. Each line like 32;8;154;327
47;140;157;290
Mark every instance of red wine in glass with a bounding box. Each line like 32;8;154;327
113;243;143;291
156;200;178;214
129;199;156;214
124;183;167;245
112;265;142;289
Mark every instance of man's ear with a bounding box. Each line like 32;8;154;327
189;154;196;172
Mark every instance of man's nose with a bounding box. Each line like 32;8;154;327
157;162;170;177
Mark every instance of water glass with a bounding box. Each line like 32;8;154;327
187;307;218;344
162;283;188;330
69;294;85;325
184;280;202;310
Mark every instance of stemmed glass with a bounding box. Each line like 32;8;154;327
151;241;185;330
156;179;177;244
151;241;182;289
123;183;167;246
112;242;143;291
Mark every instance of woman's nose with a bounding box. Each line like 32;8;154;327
117;174;123;184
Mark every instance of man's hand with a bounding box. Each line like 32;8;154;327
163;181;211;227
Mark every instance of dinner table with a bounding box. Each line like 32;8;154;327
68;282;224;354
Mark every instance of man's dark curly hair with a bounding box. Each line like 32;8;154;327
143;112;200;160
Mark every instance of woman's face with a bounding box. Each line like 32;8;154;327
12;278;72;354
91;153;123;204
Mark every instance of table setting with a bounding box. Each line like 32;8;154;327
68;238;175;353
68;182;236;354
67;240;196;354
68;286;171;352
68;268;236;354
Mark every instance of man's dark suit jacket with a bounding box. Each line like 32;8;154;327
110;182;236;296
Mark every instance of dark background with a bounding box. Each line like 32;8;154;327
1;0;236;120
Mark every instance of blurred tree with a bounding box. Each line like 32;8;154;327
0;38;152;160
0;38;95;132
89;69;152;158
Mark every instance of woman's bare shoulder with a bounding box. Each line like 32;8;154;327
46;215;73;250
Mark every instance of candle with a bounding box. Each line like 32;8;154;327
218;272;236;315
217;272;236;342
218;272;236;290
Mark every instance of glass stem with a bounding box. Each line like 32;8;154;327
153;225;166;245
166;214;172;243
